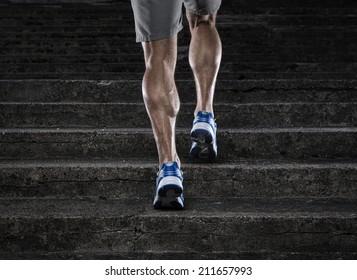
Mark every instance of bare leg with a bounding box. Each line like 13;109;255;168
186;12;222;116
142;36;180;168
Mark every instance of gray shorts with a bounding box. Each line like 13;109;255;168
131;0;222;42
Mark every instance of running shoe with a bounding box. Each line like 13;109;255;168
189;111;217;160
153;161;184;210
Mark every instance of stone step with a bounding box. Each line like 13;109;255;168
227;8;357;16
0;45;143;55
1;45;355;59
219;0;357;12
1;63;356;76
1;158;356;199
3;0;354;7
2;25;356;38
3;72;356;80
3;251;357;260
2;1;356;13
1;71;356;80
0;197;356;259
0;47;355;63
1;41;355;54
1;15;356;27
1;53;356;64
2;6;356;16
1;15;357;27
0;9;357;19
2;34;354;50
9;8;356;18
0;127;356;160
0;251;357;260
2;80;355;104
1;102;356;129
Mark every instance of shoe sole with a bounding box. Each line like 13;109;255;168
153;177;184;210
190;127;217;161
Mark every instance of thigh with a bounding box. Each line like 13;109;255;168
183;0;222;15
131;0;184;42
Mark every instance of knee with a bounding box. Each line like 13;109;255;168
145;54;175;73
144;54;176;95
143;54;176;93
143;55;176;93
143;39;177;74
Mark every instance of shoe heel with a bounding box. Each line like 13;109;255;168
191;129;213;144
157;176;183;197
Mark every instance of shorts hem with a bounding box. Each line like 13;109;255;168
136;25;183;43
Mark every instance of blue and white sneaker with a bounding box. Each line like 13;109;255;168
153;161;184;210
189;111;217;160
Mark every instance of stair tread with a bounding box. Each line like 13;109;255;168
2;101;354;128
1;28;356;35
1;157;356;168
1;127;355;160
2;78;355;84
1;197;356;218
2;251;357;260
2;73;355;80
1;157;355;199
2;101;355;105
1;127;356;133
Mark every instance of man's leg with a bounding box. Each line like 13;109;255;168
186;11;222;160
141;36;181;168
187;12;222;117
142;37;184;209
130;0;188;209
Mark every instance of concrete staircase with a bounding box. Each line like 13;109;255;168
0;0;356;259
